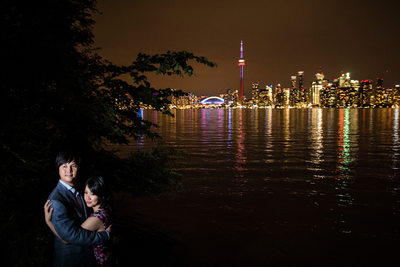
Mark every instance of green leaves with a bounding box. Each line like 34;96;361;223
98;50;216;142
135;50;216;77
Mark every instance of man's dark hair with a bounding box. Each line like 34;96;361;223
55;150;82;169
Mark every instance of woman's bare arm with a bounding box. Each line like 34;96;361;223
81;216;105;232
44;200;105;245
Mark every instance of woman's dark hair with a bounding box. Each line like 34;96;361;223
55;150;82;168
85;176;112;212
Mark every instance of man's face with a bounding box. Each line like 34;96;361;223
59;161;78;186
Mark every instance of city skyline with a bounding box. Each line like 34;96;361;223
94;0;400;96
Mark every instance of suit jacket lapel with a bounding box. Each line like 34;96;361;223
57;181;87;220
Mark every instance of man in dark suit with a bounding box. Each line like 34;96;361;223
47;151;110;267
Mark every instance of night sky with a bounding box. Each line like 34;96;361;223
94;0;400;97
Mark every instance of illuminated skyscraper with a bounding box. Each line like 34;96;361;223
339;72;351;87
266;85;273;106
359;80;373;107
394;85;400;106
251;82;259;106
297;71;308;106
238;40;245;101
290;75;298;106
291;76;297;88
310;70;328;107
298;71;304;89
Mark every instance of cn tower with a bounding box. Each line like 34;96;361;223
238;40;245;101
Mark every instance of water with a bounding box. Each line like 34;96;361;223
113;108;400;266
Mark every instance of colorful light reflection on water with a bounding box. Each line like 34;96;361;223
111;108;400;243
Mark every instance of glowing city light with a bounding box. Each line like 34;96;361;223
238;40;245;101
199;96;225;105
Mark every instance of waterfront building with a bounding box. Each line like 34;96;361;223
310;71;328;107
359;80;374;107
393;85;400;107
337;86;358;107
171;91;195;108
383;87;393;107
250;82;260;106
258;87;270;107
187;92;198;107
373;78;391;107
374;87;386;107
320;83;337;107
249;82;269;107
334;73;359;107
221;89;239;106
283;88;291;106
339;72;352;87
290;75;298;106
223;89;234;106
298;71;304;89
350;79;360;106
296;71;308;107
265;85;274;106
274;84;285;107
291;75;297;88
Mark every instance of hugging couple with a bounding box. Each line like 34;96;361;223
44;150;113;267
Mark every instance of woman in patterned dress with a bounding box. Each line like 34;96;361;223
45;176;113;267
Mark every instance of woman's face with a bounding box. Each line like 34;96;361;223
84;185;100;208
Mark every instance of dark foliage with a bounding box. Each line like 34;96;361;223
0;0;215;265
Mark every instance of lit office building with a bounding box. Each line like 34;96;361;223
339;72;352;88
298;88;309;107
187;92;198;107
359;80;374;107
171;93;195;108
373;88;386;107
337;86;358;107
265;85;273;106
250;82;260;106
393;85;400;106
258;87;270;107
296;71;309;107
223;89;233;106
231;89;240;105
374;78;392;107
223;88;239;106
335;73;358;107
283;88;291;106
298;71;304;89
291;75;297;88
290;75;299;106
274;84;284;107
310;71;328;107
350;79;360;106
320;82;338;107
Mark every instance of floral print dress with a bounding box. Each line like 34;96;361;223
90;208;111;267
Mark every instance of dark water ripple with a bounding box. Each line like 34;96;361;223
111;108;400;240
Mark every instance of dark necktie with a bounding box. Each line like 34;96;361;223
75;192;83;211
